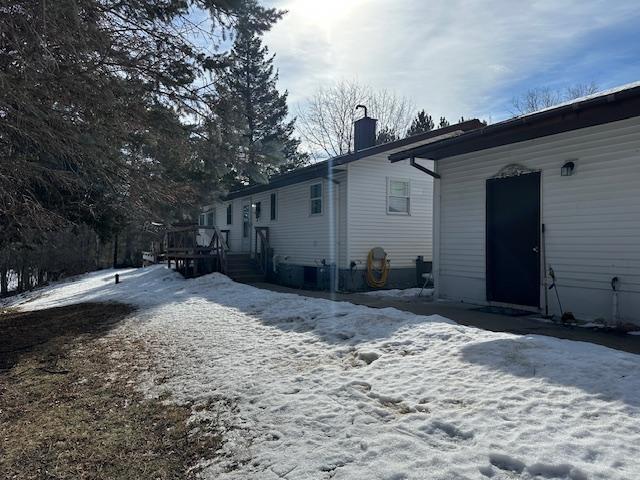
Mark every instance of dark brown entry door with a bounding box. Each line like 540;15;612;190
486;172;540;307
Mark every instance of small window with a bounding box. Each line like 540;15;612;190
206;209;215;226
226;203;232;225
270;193;277;221
387;179;410;214
310;183;322;215
199;213;206;226
255;201;262;221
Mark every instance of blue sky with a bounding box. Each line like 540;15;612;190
261;0;640;123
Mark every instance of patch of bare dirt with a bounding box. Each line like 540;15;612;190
0;302;223;479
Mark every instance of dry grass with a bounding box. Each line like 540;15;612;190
0;303;223;479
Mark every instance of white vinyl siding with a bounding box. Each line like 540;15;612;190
348;151;433;268
263;179;337;266
212;177;344;267
200;132;446;271
436;116;640;323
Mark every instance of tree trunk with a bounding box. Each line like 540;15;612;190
19;266;26;292
95;235;101;269
113;234;118;269
0;267;7;295
124;230;133;267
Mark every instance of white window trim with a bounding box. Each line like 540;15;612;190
386;177;411;215
270;191;278;222
309;182;323;216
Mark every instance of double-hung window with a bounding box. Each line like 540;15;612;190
387;178;410;214
310;183;322;215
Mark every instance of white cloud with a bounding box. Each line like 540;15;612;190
264;0;640;122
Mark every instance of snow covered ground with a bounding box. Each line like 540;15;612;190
8;266;640;480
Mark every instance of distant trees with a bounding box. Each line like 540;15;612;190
296;80;415;159
0;0;290;291
406;111;476;137
406;110;435;136
438;117;450;128
0;0;258;248
511;82;600;115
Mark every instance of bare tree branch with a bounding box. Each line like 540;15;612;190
511;82;600;115
296;80;415;160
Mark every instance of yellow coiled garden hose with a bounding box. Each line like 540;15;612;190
366;249;390;288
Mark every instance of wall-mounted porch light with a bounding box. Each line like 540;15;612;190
561;161;575;176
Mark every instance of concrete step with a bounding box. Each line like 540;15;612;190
226;260;253;267
227;268;257;276
231;274;265;283
227;257;255;263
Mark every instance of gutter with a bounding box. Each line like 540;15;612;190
410;157;440;179
389;84;640;163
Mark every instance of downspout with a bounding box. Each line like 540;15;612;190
408;157;441;298
410;157;440;179
432;163;441;300
346;163;352;291
334;178;341;292
326;173;341;293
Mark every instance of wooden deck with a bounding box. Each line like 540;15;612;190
165;224;229;277
163;223;271;282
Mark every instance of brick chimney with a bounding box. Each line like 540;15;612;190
354;105;377;152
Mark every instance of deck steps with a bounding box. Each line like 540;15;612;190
225;254;264;284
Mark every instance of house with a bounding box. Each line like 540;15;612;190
199;117;483;290
389;82;640;324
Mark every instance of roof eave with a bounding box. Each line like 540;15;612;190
221;119;484;200
389;85;640;162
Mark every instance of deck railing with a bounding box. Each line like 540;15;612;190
165;224;229;276
210;226;230;274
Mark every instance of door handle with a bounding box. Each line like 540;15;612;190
532;246;539;253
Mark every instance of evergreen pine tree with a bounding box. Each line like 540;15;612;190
406;110;435;136
438;116;450;128
213;0;308;188
376;126;400;145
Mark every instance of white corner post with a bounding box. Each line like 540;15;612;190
432;162;441;299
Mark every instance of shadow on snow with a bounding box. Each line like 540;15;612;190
17;266;640;408
460;336;640;408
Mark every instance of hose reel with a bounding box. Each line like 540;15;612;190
366;247;390;288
